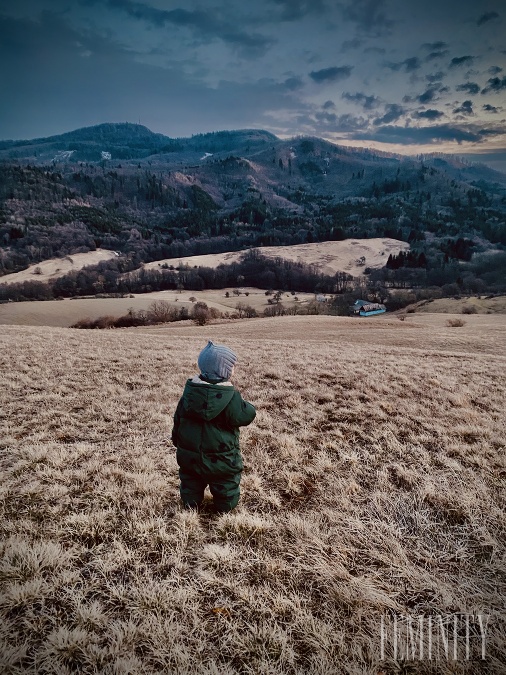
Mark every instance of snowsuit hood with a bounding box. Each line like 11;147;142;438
182;378;235;422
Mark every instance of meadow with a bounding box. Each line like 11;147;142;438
0;289;315;328
0;250;118;286
139;238;409;277
1;314;505;673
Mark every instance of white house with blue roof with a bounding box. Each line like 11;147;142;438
351;299;386;317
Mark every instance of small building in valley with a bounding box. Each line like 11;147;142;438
351;299;386;317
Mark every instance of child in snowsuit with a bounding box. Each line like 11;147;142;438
172;341;256;512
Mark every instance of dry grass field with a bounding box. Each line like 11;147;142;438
0;289;315;328
140;238;409;277
1;314;505;673
0;250;118;286
414;296;506;315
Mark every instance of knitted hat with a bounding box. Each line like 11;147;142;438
198;341;237;382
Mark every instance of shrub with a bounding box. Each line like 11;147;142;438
447;318;466;327
462;305;478;315
193;301;210;325
71;315;117;329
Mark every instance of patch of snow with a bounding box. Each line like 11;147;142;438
53;150;75;162
200;152;213;160
101;151;112;160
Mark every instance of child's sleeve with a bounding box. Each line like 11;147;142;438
224;391;256;428
171;397;184;446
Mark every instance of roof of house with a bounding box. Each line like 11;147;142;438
351;299;386;310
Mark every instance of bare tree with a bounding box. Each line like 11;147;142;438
148;300;174;323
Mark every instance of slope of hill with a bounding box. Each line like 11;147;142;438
0;249;118;285
140;238;409;277
1;316;505;672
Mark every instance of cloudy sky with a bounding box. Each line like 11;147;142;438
1;0;505;167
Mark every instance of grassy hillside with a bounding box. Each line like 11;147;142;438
0;250;118;286
141;238;409;278
1;316;505;673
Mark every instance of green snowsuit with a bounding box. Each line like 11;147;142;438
172;376;256;511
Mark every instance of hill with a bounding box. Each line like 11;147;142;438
1;123;505;301
140;237;409;278
1;315;505;672
0;124;278;163
0;249;118;285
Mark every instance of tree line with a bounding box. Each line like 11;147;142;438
0;250;355;303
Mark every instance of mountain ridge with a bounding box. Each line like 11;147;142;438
2;122;505;180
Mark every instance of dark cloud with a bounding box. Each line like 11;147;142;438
449;55;474;68
322;100;336;109
342;91;380;110
453;100;474;115
417;88;439;104
296;109;368;133
283;76;304;90
476;11;500;26
488;66;503;75
426;71;446;83
414;109;445;120
309;65;353;83
352;123;505;145
421;41;448;51
386;57;422;72
425;50;449;62
268;0;327;21
340;0;394;37
456;82;480;95
373;103;405;125
481;76;506;93
313;111;368;131
483;104;500;113
406;82;450;104
99;0;275;56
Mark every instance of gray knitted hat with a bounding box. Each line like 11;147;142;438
198;341;237;381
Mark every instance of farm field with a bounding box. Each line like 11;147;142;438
1;314;505;673
0;288;315;327
139;237;409;277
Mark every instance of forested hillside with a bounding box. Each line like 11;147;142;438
1;123;505;299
